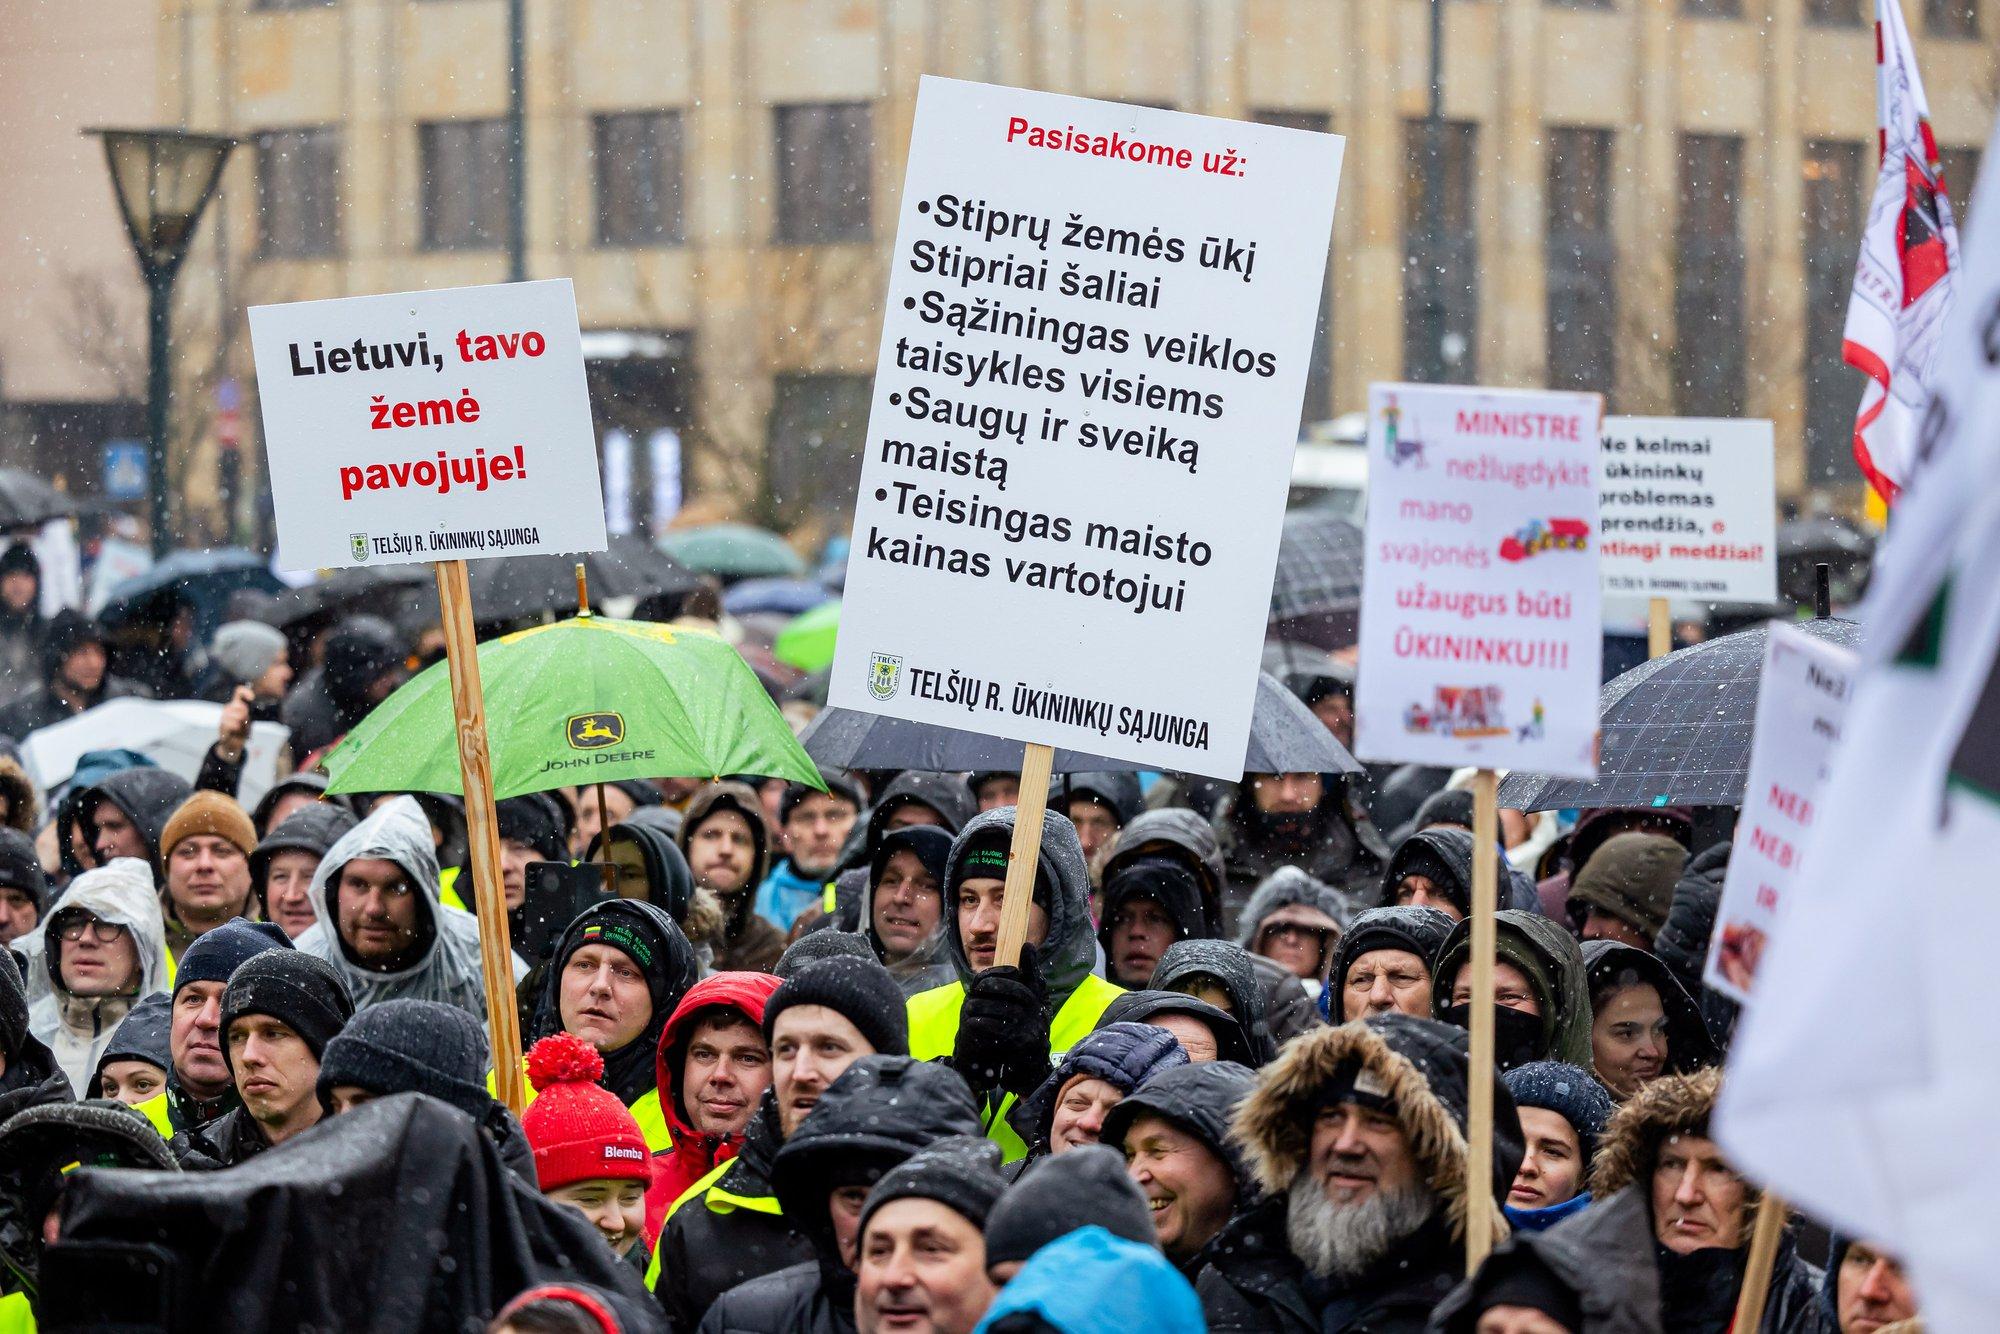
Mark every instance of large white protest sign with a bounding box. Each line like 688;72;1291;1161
1704;622;1856;1004
827;77;1342;778
1353;383;1602;777
249;279;606;571
1599;416;1777;604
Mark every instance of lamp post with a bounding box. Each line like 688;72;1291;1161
87;128;237;557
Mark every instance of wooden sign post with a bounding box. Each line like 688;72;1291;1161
1732;1190;1790;1329
433;557;526;1114
1464;768;1501;1274
1649;597;1673;660
993;742;1057;969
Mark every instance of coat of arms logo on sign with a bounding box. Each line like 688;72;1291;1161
868;653;903;701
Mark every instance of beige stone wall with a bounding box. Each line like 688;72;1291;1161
151;0;1997;519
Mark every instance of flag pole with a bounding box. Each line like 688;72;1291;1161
1464;767;1499;1273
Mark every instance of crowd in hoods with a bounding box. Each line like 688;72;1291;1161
0;595;1922;1334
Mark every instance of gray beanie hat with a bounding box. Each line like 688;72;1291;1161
211;621;288;685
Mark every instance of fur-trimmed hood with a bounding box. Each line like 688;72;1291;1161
1590;1065;1722;1199
1230;1013;1522;1250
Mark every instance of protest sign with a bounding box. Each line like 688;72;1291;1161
826;76;1343;781
1599;416;1777;604
1353;383;1603;778
1705;621;1856;1004
248;279;606;572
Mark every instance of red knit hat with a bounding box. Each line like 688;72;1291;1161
521;1032;652;1191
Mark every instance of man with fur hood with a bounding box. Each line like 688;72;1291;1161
1198;1013;1524;1333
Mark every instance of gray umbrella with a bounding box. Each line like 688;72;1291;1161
799;671;1359;776
1268;510;1363;650
1496;617;1862;812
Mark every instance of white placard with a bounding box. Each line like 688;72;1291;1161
1705;621;1856;1004
1599;416;1778;603
1353;382;1603;777
827;77;1343;779
248;279;607;571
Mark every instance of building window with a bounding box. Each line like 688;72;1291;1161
1545;127;1616;403
1403;119;1480;384
774;103;872;243
255;126;341;258
1803;141;1867;486
595;111;685;247
420;119;510;251
766;374;871;524
1805;0;1863;23
1940;146;1982;228
1925;0;1979;37
1674;134;1745;417
1255;109;1335;425
1682;0;1742;13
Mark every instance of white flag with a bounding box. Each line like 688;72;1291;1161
1841;0;1961;504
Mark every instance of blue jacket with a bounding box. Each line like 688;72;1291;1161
1503;1190;1593;1233
753;859;824;932
976;1226;1204;1334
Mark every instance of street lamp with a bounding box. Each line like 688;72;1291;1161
87;127;237;557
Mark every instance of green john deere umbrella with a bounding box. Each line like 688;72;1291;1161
322;615;823;800
773;600;840;673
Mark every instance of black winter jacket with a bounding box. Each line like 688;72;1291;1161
697;1259;851;1334
1198;1197;1462;1334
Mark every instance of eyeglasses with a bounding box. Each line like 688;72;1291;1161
1260;921;1334;945
57;916;127;945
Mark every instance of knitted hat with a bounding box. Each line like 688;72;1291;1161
315;998;491;1116
1502;1060;1616;1170
860;1135;1007;1239
521;1032;652;1191
221;948;355;1063
774;928;877;978
210;621;288;685
762;955;909;1057
496;793;566;862
983;1143;1158;1266
161;791;259;862
0;826;48;912
173;918;292;995
1567;832;1689;940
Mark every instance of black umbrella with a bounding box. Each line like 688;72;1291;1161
1262;638;1353;700
799;671;1359;776
466;536;702;619
1268;509;1363;650
262;564;437;634
1495;617;1862;812
0;468;78;530
97;548;287;640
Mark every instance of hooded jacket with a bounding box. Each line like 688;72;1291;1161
1322;905;1457;1023
1432;910;1597;1072
1568;833;1690;942
1537;806;1695;921
833;770;976;875
1101;1058;1260;1280
1095;990;1257;1068
1049;770;1144;827
678;781;784;974
1199;1014;1524;1334
1430;1186;1665;1334
1581;940;1719;1078
530;898;697;1113
1214;778;1390;917
646;971;784;1244
1653;841;1740;1051
0;949;58;1096
858;824;957;995
1009;1020;1189;1154
1235;866;1350;980
1103;807;1229;936
279;615;404;757
296;796;518;1024
251;802;358;919
250;771;335;833
1150;938;1278;1065
89;989;171;1094
1097;854;1210;984
80;768;194;880
27;859;171;1095
1380;825;1539;918
0;758;35;838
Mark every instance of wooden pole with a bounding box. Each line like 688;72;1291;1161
433;558;526;1114
994;741;1056;969
1648;596;1673;659
1464;767;1500;1275
1732;1190;1790;1332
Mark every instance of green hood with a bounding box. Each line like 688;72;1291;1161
1432;910;1596;1072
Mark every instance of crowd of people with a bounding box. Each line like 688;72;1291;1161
0;569;1922;1334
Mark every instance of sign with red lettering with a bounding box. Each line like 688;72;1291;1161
248;279;606;570
1353;382;1604;776
1599;416;1777;603
1707;621;1856;1004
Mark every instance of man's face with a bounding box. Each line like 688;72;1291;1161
1123;1112;1236;1262
499;838;536;911
547;1179;647;1257
1341;949;1431;1022
1308;1101;1420;1207
328;1085;375;1115
687;809;756;896
955;876;1047;974
228;1014;320;1133
1451;960;1542;1017
1309;691;1355;749
1836;1242;1918;1334
857;1197;996;1334
170;980;231;1097
0;570;35;613
882;802;945;833
1250;772;1322;815
830;1184;873;1270
682;1012;770;1137
1591;983;1670;1099
252;656;295;701
1107;894;1176;986
1050;1074;1123;1153
0;886;39;947
771;1004;872;1137
1153;1013;1219;1063
167;835;253;927
61;642;106;695
99;1058;165;1105
1475;1310;1573;1334
558;942;653;1053
1065;798;1120;866
263;849;322;939
1580;904;1652;951
1393;874;1463;921
91;800;147;863
1508;1107;1584;1211
1254;906;1339;980
334;858;421;964
1650;1133;1746;1254
570;785;636;858
973;776;1018;810
55;912;140;997
260;789;315;837
873;849;942;960
782;792;859;876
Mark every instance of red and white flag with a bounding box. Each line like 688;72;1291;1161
1842;0;1960;505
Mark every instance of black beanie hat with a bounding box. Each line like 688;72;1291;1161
315;997;492;1116
957;824;1054;908
496;793;566;862
1502;1060;1615;1170
984;1143;1158;1267
775;928;877;978
872;824;952;887
173;918;293;995
860;1135;1007;1240
782;769;864;824
763;955;910;1057
0;827;48;913
220;949;355;1063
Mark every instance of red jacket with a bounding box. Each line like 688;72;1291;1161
642;971;783;1245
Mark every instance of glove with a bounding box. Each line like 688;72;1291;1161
952;943;1051;1096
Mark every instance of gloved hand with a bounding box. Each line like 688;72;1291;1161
952;943;1051;1096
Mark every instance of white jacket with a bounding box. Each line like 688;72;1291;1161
27;858;171;1095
